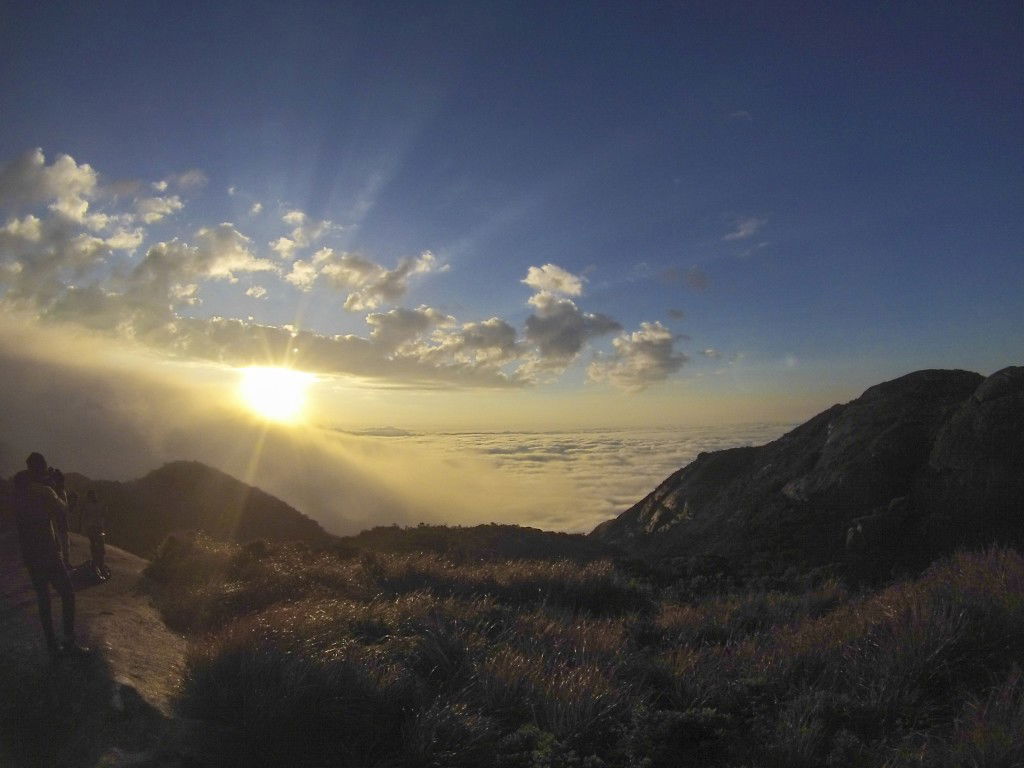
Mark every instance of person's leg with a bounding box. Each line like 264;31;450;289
50;564;76;643
89;530;108;577
29;568;58;657
96;533;108;576
58;517;70;565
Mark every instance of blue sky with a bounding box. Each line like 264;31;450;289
1;1;1021;426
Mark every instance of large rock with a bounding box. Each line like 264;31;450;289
919;366;1024;544
592;368;1023;578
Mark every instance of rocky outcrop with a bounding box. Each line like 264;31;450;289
592;367;1023;577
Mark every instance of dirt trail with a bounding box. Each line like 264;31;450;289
0;529;201;767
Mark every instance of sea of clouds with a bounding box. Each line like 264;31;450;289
344;424;792;532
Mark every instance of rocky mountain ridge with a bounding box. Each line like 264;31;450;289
592;367;1024;578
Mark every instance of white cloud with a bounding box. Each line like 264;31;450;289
522;263;584;296
702;347;721;359
0;149;101;227
104;227;144;251
270;236;298;259
0;149;705;394
2;214;43;242
588;321;687;390
162;169;207;190
270;208;333;259
249;202;263;216
0;211;113;305
285;259;318;290
723;216;767;241
317;249;443;311
135;195;184;224
125;223;275;313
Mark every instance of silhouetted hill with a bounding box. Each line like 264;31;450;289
65;460;331;557
592;366;1024;579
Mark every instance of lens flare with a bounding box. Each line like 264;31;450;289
239;366;314;423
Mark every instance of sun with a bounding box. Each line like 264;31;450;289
238;366;314;423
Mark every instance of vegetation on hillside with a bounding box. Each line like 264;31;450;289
144;532;1024;767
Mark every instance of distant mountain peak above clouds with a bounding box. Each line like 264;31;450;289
592;367;1024;578
64;459;334;557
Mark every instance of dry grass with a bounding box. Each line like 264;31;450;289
144;536;1024;767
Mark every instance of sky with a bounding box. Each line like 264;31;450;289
0;2;1021;531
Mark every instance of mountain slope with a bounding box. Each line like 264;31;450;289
66;460;332;557
592;367;1024;578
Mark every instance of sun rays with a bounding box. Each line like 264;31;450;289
238;366;315;424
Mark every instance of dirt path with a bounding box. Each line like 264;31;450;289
0;530;201;767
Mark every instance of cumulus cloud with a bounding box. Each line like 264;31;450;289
723;216;767;241
1;149;704;394
285;258;319;290
155;169;207;191
135;195;184;224
588;321;687;390
524;291;620;367
318;249;443;311
38;223;275;335
105;227;145;251
270;209;333;259
522;263;584;296
0;214;112;305
366;306;454;352
0;149;101;227
129;223;275;298
435;317;520;364
249;202;263;216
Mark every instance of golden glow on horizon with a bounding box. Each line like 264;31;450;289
239;366;315;423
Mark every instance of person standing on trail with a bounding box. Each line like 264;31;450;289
80;489;110;581
11;452;87;659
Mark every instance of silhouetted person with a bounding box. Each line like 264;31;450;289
12;452;86;659
81;489;110;580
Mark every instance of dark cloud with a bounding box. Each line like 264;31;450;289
524;292;620;366
588;321;687;390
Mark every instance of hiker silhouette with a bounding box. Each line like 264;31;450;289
11;452;88;659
